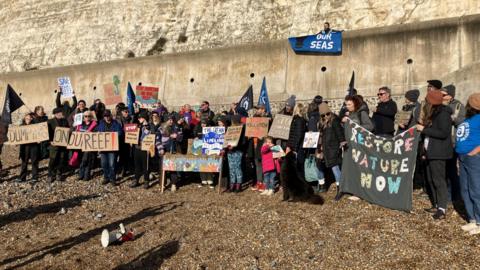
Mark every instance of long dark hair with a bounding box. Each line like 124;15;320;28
466;103;480;119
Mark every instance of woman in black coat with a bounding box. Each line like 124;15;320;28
18;113;40;182
287;104;307;173
317;103;346;200
416;90;453;220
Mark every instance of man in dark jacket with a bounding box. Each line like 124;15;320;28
47;107;70;182
198;101;215;125
307;95;323;132
0;117;7;176
97;110;123;185
56;90;77;118
372;86;397;137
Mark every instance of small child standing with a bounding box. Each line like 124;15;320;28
261;136;277;196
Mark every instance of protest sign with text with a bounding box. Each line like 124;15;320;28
340;119;419;211
6;122;49;145
303;132;320;148
223;125;243;147
58;77;74;98
245;117;269;138
202;127;225;155
135;85;159;108
124;123;139;144
51;127;71;147
268;114;293;140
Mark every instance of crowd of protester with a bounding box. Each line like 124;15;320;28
1;79;480;235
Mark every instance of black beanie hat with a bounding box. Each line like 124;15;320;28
443;84;456;98
405;89;420;103
427;79;443;90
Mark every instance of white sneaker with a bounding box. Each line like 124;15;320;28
201;181;207;185
260;190;269;195
348;196;360;201
266;189;274;196
461;222;478;232
207;180;213;185
171;184;177;192
468;226;480;235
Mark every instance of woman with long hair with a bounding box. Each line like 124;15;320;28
416;90;453;220
455;93;480;234
341;95;374;131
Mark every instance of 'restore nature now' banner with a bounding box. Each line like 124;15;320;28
340;119;420;211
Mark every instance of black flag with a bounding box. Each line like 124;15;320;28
1;84;25;124
236;85;254;112
347;71;355;96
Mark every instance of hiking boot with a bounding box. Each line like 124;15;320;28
234;183;241;193
432;209;446;220
334;188;344;201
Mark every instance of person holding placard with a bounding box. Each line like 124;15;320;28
130;111;157;188
341;95;374;131
223;117;246;193
67;99;88;127
17;113;40;183
56;88;77;119
97;110;123;186
194;119;215;188
118;107;134;177
47;107;70;183
317;103;346;200
77;111;98;181
34;106;50;160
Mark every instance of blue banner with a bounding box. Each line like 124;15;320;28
288;31;342;54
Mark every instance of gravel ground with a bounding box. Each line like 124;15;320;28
1;145;479;270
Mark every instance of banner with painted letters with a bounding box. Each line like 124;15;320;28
288;31;342;54
340;119;419;211
6;122;49;145
51;127;71;147
67;132;119;151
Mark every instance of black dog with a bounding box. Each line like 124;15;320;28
280;151;324;205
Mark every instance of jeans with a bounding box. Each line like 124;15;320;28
228;151;243;184
459;154;480;224
332;165;342;185
100;152;117;182
447;154;461;202
264;171;276;190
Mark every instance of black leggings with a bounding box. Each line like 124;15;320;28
134;148;149;182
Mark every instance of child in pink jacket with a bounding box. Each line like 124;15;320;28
261;136;277;196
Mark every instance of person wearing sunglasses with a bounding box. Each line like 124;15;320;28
371;86;397;137
317;103;346;200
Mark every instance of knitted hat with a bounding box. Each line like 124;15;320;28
405;89;420;103
468;93;480;110
427;79;443;90
443;84;456;98
286;95;296;108
138;110;149;121
426;90;443;105
319;102;331;115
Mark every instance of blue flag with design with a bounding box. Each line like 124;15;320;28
257;77;271;115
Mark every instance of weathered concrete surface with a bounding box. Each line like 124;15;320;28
1;15;480;119
1;0;479;73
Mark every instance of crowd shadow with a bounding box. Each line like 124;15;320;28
0;194;99;228
1;202;183;269
112;240;180;270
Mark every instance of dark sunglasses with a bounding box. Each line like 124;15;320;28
321;112;331;118
377;92;387;96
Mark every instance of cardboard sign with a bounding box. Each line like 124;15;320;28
6;122;49;145
192;138;203;155
163;154;222;173
245;117;269;138
303;132;320;148
73;113;83;127
268;114;293;140
51;127;71;147
82;132;119;152
141;134;156;151
202;127;225;155
58;76;74;98
103;83;123;106
223;125;243;147
67;132;119;151
135;85;159;108
124;123;139;144
395;110;412;126
67;132;83;149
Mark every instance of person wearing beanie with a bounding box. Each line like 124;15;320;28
397;89;421;134
280;95;296;116
317;102;346;200
455;92;480;235
427;79;443;91
440;84;466;202
307;96;323;132
416;90;453;220
47;106;69;183
372;86;398;137
97;109;123;186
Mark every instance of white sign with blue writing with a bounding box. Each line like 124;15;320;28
202;127;225;155
58;76;74;98
288;31;342;54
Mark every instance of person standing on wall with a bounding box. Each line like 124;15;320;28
372;86;397;137
97;110;123;186
416;90;453;220
441;84;466;203
47;107;70;183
